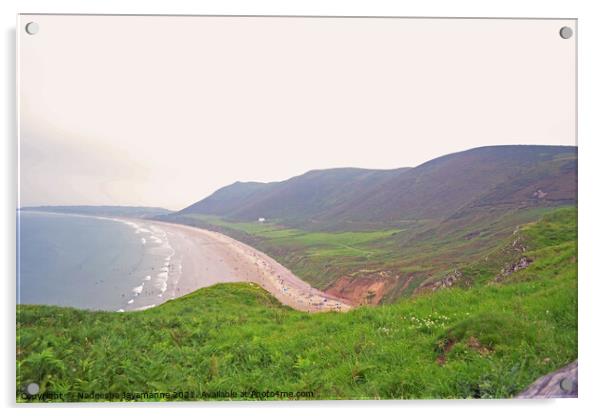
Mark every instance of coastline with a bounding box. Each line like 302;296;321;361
18;211;178;312
17;210;351;312
141;219;352;313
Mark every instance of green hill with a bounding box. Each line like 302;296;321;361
164;146;576;299
175;145;576;230
179;167;410;229
17;208;577;401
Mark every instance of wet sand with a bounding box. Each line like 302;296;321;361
141;220;352;313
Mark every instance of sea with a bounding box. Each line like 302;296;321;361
17;211;180;312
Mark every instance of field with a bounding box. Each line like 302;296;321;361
16;208;577;401
164;213;409;290
164;207;559;299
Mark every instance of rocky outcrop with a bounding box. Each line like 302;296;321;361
416;269;463;294
532;189;548;199
494;256;532;282
516;360;578;398
490;232;532;282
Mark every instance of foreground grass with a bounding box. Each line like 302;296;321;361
16;209;576;401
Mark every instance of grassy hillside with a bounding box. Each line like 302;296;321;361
17;208;577;401
177;145;576;230
336;145;576;224
161;205;561;300
166;146;576;300
180;167;409;229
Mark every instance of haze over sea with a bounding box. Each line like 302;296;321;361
17;211;178;312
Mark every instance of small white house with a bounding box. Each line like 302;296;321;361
257;217;266;223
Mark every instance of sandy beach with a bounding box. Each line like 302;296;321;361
135;219;351;313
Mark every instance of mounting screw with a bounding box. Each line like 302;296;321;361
26;382;39;395
25;22;39;35
559;377;574;392
559;26;573;40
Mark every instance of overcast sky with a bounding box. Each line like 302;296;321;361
19;15;576;210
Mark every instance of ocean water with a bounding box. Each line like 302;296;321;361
17;211;179;312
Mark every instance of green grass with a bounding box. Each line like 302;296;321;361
170;207;564;296
182;214;400;246
17;208;577;401
172;213;405;289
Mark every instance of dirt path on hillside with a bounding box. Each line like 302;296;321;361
141;219;352;313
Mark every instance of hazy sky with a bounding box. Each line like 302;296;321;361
18;16;576;210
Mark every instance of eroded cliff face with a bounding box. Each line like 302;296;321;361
325;271;398;306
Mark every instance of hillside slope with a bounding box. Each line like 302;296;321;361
181;167;409;228
177;145;576;230
164;146;576;300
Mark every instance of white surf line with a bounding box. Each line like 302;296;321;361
96;216;177;311
148;224;178;301
100;217;184;311
20;212;175;312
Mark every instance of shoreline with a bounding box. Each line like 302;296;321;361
18;210;352;312
17;211;175;312
142;219;352;313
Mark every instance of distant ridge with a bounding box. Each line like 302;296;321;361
19;205;173;219
177;145;577;229
180;167;410;226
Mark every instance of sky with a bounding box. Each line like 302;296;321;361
18;15;576;211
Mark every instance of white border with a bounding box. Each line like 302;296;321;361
3;1;601;415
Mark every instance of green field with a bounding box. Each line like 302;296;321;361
168;213;411;289
165;207;558;295
16;208;577;401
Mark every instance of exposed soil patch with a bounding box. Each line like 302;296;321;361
325;272;398;306
435;338;456;366
466;336;492;355
436;336;491;366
